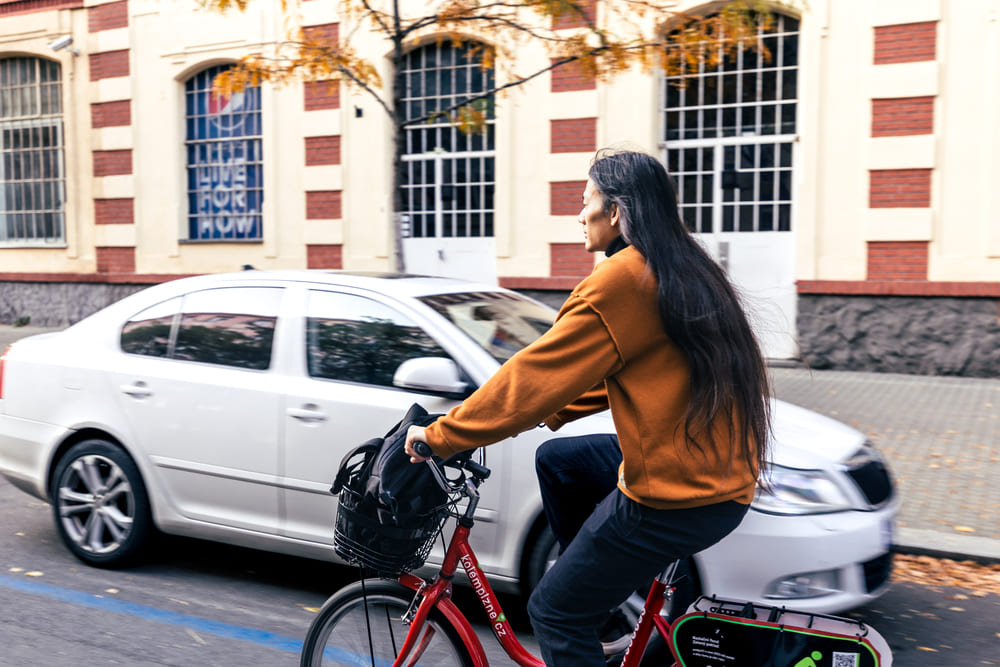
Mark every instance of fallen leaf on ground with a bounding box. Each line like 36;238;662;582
894;554;1000;596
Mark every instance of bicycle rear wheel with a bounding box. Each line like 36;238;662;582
300;578;474;667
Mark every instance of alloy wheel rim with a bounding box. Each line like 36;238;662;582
58;453;135;554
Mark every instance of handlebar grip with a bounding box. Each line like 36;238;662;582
414;441;433;458
464;459;491;480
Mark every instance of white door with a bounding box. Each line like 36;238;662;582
112;287;284;533
399;42;497;283
279;287;499;561
402;150;497;283
666;140;798;359
662;12;800;359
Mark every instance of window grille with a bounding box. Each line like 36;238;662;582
663;14;799;234
0;57;65;245
401;43;496;239
185;65;263;241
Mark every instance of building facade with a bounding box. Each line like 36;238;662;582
0;0;997;376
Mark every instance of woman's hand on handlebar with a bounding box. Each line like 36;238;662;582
404;425;432;463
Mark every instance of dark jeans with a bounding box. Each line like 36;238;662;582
528;434;749;667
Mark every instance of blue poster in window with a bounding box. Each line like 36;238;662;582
186;66;263;240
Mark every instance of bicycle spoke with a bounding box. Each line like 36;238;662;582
301;583;471;667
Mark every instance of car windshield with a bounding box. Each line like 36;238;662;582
418;291;556;363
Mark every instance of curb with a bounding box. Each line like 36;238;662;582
893;527;1000;565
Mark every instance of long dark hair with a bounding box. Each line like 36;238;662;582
588;148;771;480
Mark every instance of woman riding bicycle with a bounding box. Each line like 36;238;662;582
405;148;772;667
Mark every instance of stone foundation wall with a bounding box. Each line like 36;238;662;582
798;295;1000;378
0;282;149;327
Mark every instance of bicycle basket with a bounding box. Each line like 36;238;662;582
333;484;448;577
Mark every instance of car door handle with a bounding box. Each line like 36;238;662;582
120;382;153;399
287;405;328;423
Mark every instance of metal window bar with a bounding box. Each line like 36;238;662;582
664;14;799;141
0;57;65;245
663;14;798;234
401;42;496;239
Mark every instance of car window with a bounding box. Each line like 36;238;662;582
121;297;182;358
306;290;450;388
417;291;555;363
172;287;283;370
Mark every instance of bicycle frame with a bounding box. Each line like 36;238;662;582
392;518;676;667
395;520;542;667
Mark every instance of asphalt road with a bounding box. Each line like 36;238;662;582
2;475;999;666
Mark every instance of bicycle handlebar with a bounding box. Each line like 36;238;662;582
413;441;491;495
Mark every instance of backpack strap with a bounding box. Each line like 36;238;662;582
330;438;382;494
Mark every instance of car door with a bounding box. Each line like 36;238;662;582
279;287;500;558
110;286;284;534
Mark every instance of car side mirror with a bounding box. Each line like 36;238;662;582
393;357;472;399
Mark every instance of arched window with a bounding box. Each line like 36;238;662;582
184;65;263;241
0;57;65;245
662;13;799;234
401;42;496;239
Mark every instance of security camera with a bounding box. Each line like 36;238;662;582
47;36;74;52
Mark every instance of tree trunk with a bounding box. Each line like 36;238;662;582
390;0;406;273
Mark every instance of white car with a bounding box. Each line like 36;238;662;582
0;270;897;613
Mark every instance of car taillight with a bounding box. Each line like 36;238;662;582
0;344;10;399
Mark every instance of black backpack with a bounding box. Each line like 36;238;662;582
330;403;469;575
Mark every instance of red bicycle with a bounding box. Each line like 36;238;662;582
301;451;892;667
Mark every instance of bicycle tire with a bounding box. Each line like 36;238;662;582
300;578;475;667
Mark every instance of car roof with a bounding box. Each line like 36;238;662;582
189;269;509;298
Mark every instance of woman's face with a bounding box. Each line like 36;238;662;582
579;179;621;253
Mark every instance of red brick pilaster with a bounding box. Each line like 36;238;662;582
94;198;134;224
93;149;133;176
304;81;340;111
551;59;596;92
552;0;596;29
550;181;586;215
305;136;341;165
89;50;129;80
306;191;342;219
88;0;128;32
307;244;343;269
871;96;934;137
866;241;928;281
550;243;592;277
91;100;131;128
96;246;135;273
550;118;596;154
869;169;931;208
873;22;937;64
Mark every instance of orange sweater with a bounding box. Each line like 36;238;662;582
423;245;758;509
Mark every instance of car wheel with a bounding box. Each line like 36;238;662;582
523;523;559;596
51;439;153;568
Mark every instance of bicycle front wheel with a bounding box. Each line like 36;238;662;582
301;578;475;667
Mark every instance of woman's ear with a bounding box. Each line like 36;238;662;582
610;203;621;227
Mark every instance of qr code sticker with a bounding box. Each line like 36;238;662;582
832;652;860;667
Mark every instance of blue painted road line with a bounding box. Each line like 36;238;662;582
0;573;303;654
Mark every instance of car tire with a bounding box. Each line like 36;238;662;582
523;522;559;596
51;439;153;568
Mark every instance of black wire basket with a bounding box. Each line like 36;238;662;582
333;485;448;577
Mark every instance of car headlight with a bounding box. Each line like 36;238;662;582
752;465;853;515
